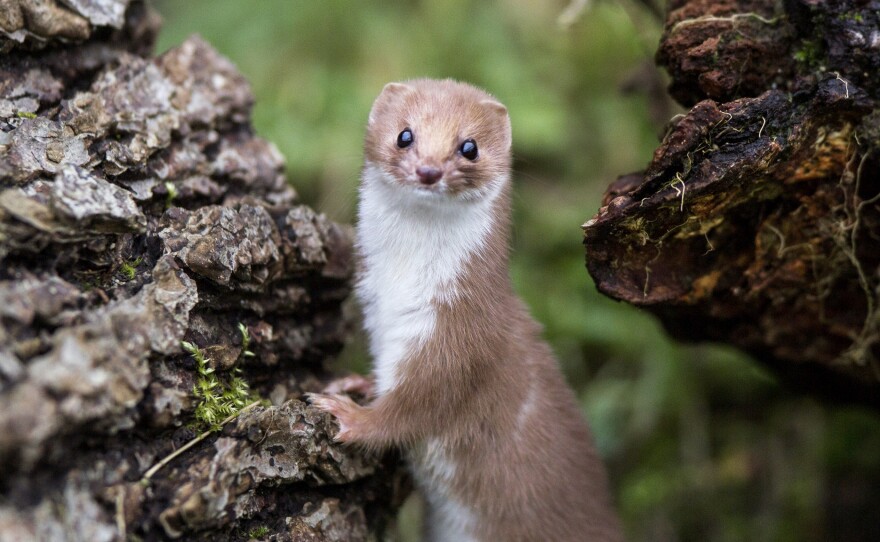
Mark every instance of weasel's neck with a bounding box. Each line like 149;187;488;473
355;162;511;394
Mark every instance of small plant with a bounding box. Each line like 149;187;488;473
16;111;37;119
118;257;143;280
140;331;262;485
164;181;178;208
248;525;271;538
238;322;256;360
837;12;864;23
793;39;823;68
184;331;257;431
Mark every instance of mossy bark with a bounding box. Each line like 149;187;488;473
584;0;880;406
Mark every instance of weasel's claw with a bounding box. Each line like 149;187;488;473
305;392;359;443
305;392;341;416
304;391;327;407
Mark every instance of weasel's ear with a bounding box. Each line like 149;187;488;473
480;99;508;119
381;82;412;97
480;99;512;150
368;82;413;125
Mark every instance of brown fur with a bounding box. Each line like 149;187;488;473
310;79;624;541
363;79;511;198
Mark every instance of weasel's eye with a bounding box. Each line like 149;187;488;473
460;139;478;160
397;128;413;148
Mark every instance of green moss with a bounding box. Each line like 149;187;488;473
184;328;259;431
118;257;143;281
248;526;270;538
793;39;823;69
837;12;864;23
16;111;37;119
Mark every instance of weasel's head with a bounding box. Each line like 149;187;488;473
363;79;512;202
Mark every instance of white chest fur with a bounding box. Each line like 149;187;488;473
355;162;503;395
409;439;479;542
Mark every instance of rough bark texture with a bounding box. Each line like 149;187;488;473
584;0;880;406
0;2;408;541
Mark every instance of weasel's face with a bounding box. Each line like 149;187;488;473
363;79;512;202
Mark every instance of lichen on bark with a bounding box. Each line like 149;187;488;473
0;2;406;540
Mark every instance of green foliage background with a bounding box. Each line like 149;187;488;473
155;2;880;540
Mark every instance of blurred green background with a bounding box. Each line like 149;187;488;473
155;1;880;540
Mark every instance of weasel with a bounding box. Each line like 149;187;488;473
309;79;623;542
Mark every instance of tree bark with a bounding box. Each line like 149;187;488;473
584;0;880;406
0;2;407;540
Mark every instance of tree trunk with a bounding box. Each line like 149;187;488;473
584;0;880;407
0;2;407;540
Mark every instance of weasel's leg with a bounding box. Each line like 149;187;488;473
307;389;426;450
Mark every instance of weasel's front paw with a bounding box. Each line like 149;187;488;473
305;392;363;443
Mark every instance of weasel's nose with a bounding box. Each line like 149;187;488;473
416;166;443;185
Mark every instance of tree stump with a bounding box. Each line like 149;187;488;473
583;0;880;406
0;1;407;540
